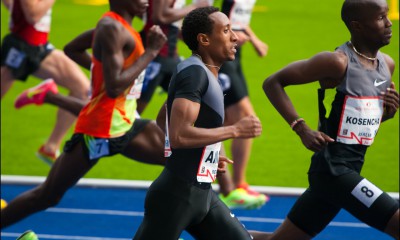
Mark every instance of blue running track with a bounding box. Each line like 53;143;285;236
1;181;394;240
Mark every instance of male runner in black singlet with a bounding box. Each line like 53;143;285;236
134;6;270;240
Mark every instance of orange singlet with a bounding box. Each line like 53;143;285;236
74;11;145;138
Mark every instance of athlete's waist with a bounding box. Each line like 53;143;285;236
11;29;48;46
166;159;211;190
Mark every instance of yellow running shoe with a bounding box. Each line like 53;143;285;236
238;183;270;203
219;188;266;210
16;230;39;240
1;199;7;209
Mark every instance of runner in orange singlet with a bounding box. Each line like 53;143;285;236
1;0;167;229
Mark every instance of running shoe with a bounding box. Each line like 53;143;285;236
16;230;39;240
14;79;58;109
238;183;270;203
219;188;265;210
1;198;7;209
36;145;60;166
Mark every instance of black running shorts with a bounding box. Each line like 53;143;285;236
288;171;399;236
1;33;54;81
64;119;150;165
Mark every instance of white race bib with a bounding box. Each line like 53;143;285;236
229;0;256;30
197;142;221;183
171;0;186;28
34;9;52;32
336;96;383;146
164;105;172;157
127;70;146;100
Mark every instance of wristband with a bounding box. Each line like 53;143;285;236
290;117;305;130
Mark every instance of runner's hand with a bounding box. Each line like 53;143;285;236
146;25;167;52
382;82;399;119
233;115;262;138
217;155;233;176
294;123;334;152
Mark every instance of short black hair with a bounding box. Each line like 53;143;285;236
181;6;219;51
341;0;361;29
341;0;379;30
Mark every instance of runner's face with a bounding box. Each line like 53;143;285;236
130;0;149;16
207;12;238;62
358;0;392;46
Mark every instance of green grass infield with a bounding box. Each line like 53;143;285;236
1;0;398;192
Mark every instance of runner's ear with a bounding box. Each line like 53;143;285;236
197;33;210;47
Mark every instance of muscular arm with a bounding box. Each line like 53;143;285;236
169;98;237;148
20;0;55;24
95;20;165;98
63;29;94;70
243;25;268;57
152;0;209;25
263;51;347;125
169;98;261;149
263;51;347;151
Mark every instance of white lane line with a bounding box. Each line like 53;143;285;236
46;207;370;228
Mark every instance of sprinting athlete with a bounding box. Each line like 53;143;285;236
262;0;399;239
1;0;167;229
1;0;90;163
134;7;270;240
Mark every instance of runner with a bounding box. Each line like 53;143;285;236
1;0;90;164
262;0;399;239
134;7;269;240
1;0;167;229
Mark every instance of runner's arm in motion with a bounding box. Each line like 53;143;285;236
169;98;261;149
95;23;166;98
20;0;55;24
262;51;348;152
152;0;209;25
243;25;268;57
64;29;94;70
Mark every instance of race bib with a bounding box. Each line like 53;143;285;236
171;0;186;28
164;105;172;157
85;136;110;160
34;9;52;32
351;178;383;208
197;142;221;183
229;0;256;30
336;96;383;146
5;47;25;68
127;70;146;100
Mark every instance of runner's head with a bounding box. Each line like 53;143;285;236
109;0;149;17
341;0;392;47
182;7;238;62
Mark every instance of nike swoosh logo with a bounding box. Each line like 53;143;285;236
374;79;387;87
27;88;43;98
230;212;235;218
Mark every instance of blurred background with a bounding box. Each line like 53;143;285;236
1;0;398;193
